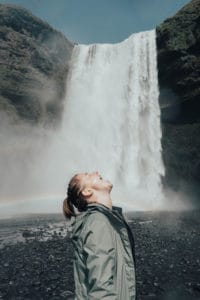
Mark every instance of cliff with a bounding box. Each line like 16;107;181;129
157;0;200;190
0;4;74;125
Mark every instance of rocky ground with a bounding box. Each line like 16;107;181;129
0;210;199;300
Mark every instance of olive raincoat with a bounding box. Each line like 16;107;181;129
70;202;136;299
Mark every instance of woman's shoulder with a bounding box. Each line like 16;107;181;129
80;210;116;247
84;209;111;227
81;210;113;236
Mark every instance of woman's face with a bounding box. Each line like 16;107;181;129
76;171;113;193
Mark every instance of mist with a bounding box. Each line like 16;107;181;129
0;29;197;216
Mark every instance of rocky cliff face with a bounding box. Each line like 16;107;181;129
157;0;200;191
0;4;74;125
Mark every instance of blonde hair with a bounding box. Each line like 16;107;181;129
63;174;88;219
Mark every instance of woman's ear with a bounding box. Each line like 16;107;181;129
81;188;93;197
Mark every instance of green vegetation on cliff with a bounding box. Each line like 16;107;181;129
157;0;200;122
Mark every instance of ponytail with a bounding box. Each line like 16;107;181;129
63;197;76;220
63;174;88;220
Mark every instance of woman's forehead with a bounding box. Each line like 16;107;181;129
76;173;88;181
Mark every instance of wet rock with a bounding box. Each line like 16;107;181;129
3;263;9;267
22;230;35;238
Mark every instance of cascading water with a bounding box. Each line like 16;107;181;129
0;29;166;214
58;29;165;210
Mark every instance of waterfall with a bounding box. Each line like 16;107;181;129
3;28;197;215
0;29;166;214
59;29;165;210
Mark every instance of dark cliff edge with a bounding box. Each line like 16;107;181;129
0;4;74;125
157;0;200;194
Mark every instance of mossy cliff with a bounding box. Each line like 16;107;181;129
157;0;200;191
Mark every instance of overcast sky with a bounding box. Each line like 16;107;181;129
1;0;191;44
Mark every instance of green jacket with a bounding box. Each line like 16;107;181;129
70;203;136;299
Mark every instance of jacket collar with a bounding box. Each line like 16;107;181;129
87;202;123;214
70;203;123;226
87;202;111;210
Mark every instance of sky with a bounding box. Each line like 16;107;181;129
1;0;191;44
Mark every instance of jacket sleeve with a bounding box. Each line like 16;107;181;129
81;212;117;299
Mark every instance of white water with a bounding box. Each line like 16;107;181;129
56;29;165;210
0;29;169;213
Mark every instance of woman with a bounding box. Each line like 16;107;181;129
63;171;137;299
